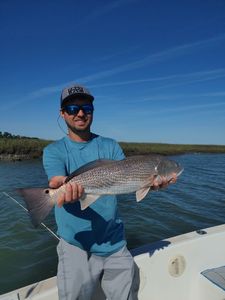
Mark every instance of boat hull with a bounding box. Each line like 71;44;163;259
1;224;225;300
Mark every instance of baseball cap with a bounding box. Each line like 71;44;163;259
60;84;94;107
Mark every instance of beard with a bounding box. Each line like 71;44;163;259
65;117;92;134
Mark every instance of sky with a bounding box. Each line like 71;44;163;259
0;0;225;145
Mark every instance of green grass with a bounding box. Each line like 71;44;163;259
119;142;225;156
0;138;225;160
0;138;51;159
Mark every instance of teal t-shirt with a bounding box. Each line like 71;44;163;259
43;134;126;256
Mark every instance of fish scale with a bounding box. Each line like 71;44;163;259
19;154;183;227
65;155;166;195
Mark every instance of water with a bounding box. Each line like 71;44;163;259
0;154;225;294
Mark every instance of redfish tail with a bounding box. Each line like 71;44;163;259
18;187;54;228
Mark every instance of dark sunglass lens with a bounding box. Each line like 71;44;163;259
82;105;94;114
64;105;79;115
64;104;94;115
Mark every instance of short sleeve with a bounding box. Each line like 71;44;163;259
43;143;67;180
112;141;125;160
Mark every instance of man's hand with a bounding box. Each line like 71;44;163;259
49;176;84;207
152;173;177;190
58;182;84;207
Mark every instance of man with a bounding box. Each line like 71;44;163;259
43;84;173;300
43;84;135;300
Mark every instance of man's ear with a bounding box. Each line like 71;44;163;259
60;110;65;119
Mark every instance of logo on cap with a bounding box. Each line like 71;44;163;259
68;86;85;95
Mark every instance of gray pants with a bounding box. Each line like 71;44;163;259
57;239;135;300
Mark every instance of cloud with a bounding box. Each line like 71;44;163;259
97;45;141;62
2;68;224;112
29;33;225;97
2;34;225;112
73;34;225;84
147;72;225;93
135;101;225;116
89;68;225;89
77;0;138;26
141;91;225;102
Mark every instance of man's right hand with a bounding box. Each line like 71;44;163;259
49;176;84;207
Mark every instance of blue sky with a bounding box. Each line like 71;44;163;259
1;0;225;145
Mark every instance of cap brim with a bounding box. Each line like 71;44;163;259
61;93;94;107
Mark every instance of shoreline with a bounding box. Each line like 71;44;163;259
120;142;225;156
0;154;41;161
1;138;225;161
1;147;225;162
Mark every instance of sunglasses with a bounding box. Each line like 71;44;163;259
62;104;94;115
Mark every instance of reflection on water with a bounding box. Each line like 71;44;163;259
0;154;225;293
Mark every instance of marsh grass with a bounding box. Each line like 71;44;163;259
119;142;225;156
0;138;225;160
0;138;51;159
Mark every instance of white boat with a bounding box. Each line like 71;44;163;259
1;224;225;300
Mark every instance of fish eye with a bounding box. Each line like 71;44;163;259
45;189;49;194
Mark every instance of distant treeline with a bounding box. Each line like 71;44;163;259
0;131;38;140
0;132;225;160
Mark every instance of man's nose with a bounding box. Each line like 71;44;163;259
76;108;85;116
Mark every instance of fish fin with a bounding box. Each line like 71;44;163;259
65;159;116;183
79;194;101;210
18;188;54;227
177;167;184;177
136;187;151;202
